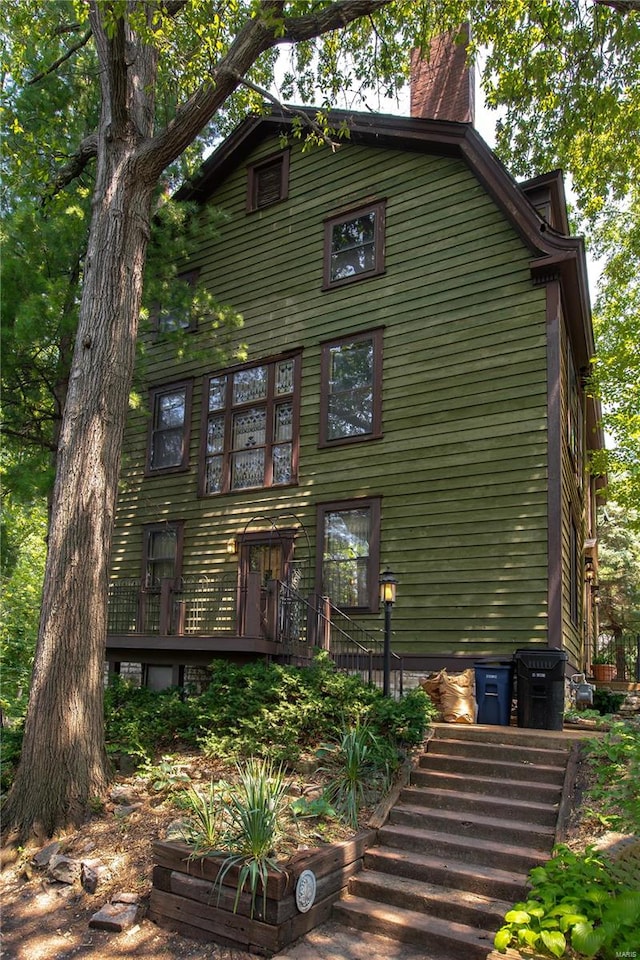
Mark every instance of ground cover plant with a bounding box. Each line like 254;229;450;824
494;721;640;958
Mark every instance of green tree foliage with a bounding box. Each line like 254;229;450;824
591;197;640;514
0;496;47;718
596;501;640;641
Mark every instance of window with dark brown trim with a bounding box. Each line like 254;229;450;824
567;344;583;487
246;150;290;212
316;498;381;612
146;380;192;473
569;517;579;627
153;269;200;335
200;353;301;496
319;328;383;446
141;521;184;587
323;200;386;289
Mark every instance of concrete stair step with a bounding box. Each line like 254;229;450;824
273;919;456;960
349;869;511;929
364;845;528;902
426;735;569;767
399;784;559;826
411;766;562;803
430;723;574;751
378;822;547;873
333;894;496;960
390;802;555;850
419;752;566;785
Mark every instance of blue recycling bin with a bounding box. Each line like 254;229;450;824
474;661;514;726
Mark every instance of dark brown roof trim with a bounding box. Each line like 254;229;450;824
176;106;594;362
521;169;571;236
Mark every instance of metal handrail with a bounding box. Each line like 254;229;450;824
275;581;404;696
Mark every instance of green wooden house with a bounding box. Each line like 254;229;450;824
106;96;603;691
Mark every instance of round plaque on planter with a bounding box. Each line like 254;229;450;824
295;869;317;913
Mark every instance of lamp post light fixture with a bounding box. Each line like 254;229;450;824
379;569;398;697
584;555;595;584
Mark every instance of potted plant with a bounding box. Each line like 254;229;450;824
591;653;617;682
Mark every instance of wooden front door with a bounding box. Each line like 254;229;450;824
238;533;294;638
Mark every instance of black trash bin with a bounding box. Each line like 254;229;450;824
474;661;514;726
515;648;568;730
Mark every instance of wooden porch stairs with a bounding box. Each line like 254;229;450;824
331;723;579;960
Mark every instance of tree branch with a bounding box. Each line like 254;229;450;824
138;0;394;181
595;0;640;10
278;0;394;44
232;72;342;151
45;133;98;200
28;29;93;86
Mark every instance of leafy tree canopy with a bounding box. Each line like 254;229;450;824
597;500;640;641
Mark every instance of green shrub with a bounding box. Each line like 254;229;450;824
212;758;289;918
583;722;640;833
104;677;199;762
0;722;24;793
496;720;640;957
494;844;640;958
317;722;388;829
196;654;433;766
592;688;626;716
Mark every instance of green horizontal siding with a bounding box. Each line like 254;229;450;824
112;131;550;657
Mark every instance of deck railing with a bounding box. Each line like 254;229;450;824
107;575;237;636
596;634;640;681
107;575;404;696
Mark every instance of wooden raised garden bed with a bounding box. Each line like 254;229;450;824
149;829;376;955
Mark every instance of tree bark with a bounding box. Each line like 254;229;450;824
3;3;158;839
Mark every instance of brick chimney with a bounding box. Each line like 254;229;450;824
410;24;475;124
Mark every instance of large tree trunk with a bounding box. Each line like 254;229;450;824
4;7;158;839
5;166;155;838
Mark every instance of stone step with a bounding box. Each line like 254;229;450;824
364;845;528;902
389;802;555;851
333;894;496;960
348;869;511;929
426;735;569;768
399;784;559;826
378;822;547;873
430;723;574;751
411;766;562;804
418;751;566;785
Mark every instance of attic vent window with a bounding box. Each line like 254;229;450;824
247;150;290;212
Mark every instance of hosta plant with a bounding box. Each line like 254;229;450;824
493;844;640;958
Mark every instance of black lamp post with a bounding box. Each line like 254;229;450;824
379;569;398;697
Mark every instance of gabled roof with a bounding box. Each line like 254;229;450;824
177;107;595;381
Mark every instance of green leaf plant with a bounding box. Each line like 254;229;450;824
316;722;389;830
211;758;289;920
494;844;640;958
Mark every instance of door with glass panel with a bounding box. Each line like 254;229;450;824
238;534;293;638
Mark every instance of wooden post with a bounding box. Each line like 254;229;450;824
159;579;172;635
320;596;331;650
243;572;262;638
265;579;279;641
